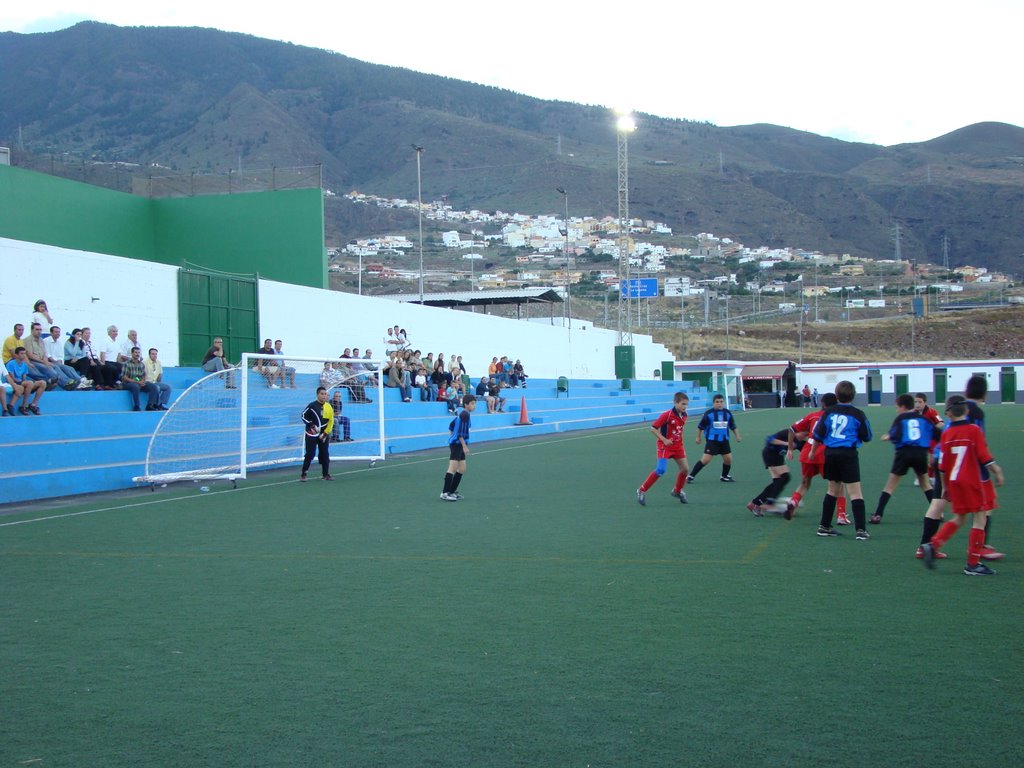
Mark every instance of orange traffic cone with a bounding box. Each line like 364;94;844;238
517;396;533;425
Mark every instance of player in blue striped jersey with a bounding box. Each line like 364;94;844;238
687;394;742;483
809;380;872;538
870;394;939;524
440;394;477;501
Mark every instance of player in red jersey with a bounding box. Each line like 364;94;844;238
637;391;690;505
784;393;850;521
920;399;1004;575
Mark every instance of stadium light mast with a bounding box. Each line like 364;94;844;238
615;110;635;346
412;144;425;303
556;187;571;329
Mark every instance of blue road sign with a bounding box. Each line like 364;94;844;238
621;278;659;298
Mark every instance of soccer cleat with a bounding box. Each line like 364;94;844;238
323;474;334;481
783;499;797;520
440;492;458;502
836;512;851;526
920;542;936;569
963;562;997;576
746;501;764;518
677;491;688;504
869;514;883;525
636;489;646;506
980;545;1005;561
817;525;842;537
916;547;948;560
720;476;735;483
855;529;871;541
686;475;696;484
451;492;464;500
299;473;307;482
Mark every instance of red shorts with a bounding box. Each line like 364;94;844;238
946;480;998;515
657;445;686;460
800;460;825;480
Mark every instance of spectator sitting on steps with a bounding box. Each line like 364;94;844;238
4;347;46;415
121;346;159;411
144;348;172;410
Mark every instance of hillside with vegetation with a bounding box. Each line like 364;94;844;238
660;307;1024;363
2;22;1023;278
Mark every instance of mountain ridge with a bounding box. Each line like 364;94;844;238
1;22;1022;274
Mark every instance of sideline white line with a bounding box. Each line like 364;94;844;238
0;425;642;528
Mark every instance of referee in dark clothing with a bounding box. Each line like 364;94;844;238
300;386;334;481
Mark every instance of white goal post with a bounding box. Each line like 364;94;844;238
134;353;385;485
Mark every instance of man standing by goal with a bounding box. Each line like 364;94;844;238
300;386;334;482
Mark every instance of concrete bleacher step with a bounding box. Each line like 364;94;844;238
0;371;714;505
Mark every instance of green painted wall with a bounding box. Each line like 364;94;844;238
154;188;326;288
0;166;326;289
0;165;155;258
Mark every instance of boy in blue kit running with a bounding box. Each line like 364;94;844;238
809;380;872;539
869;393;938;524
440;394;477;501
687;394;741;483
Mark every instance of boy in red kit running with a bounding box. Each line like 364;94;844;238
921;399;1004;575
637;391;690;505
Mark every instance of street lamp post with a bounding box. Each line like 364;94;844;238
556;187;571;329
412;144;425;303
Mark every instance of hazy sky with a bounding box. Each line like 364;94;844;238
3;0;1021;146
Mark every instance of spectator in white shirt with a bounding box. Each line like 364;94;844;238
43;326;83;388
100;325;124;387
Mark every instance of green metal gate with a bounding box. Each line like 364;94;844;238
933;368;947;403
178;268;259;366
1001;367;1016;403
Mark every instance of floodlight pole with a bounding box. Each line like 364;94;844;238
413;144;425;303
615;112;635;346
556;187;571;329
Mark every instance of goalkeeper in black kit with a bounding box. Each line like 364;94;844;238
300;386;334;481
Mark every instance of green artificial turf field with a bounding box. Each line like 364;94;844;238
2;405;1022;767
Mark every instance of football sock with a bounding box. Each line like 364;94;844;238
932;520;960;551
968;528;986;567
443;473;454;494
921;516;941;545
689;461;706;479
451;472;463;492
640;471;660;492
790;490;803;507
852;498;867;530
836;496;847;515
984;515;992;539
820;494;837;528
673;472;687;494
874;491;891;518
721;463;732;479
753;483;774;506
924;488;934;502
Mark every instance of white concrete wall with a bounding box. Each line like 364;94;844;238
258;279;674;379
1;238;674;378
797;361;1023;404
0;237;181;361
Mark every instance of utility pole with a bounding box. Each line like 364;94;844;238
412;144;425;303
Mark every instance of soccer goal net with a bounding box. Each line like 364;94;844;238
135;354;385;484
